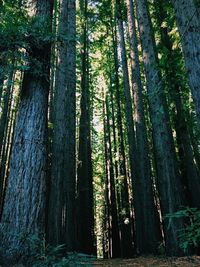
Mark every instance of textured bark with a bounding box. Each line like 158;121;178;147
136;0;185;256
171;0;200;127
126;0;162;254
154;0;200;209
0;0;53;264
47;0;76;250
76;0;95;255
112;7;134;257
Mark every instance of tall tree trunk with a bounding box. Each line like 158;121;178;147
0;105;17;218
0;66;5;104
112;6;134;257
171;0;200;127
0;0;53;264
126;0;162;254
47;0;76;250
103;89;121;258
76;0;95;255
0;66;15;159
0;68;15;213
154;0;200;209
136;0;185;256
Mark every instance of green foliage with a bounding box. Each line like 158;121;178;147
0;1;55;81
0;2;28;51
0;2;53;51
20;234;96;266
165;207;200;253
194;0;200;7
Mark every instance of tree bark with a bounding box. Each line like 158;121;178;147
0;68;15;214
76;0;95;255
47;0;76;251
171;0;200;127
0;0;53;264
136;0;185;256
126;0;162;254
103;90;121;258
154;0;200;209
113;3;135;257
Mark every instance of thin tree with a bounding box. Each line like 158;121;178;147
103;87;121;258
76;0;95;255
115;0;139;257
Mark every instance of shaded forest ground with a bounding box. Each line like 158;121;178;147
92;256;200;266
1;256;200;266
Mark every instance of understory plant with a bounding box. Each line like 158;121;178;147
165;207;200;253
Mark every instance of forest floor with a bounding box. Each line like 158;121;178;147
1;256;200;266
92;256;200;266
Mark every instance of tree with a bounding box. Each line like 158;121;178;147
76;0;95;254
0;0;53;263
103;88;121;258
47;0;76;251
115;0;135;257
136;0;185;256
154;0;200;209
171;0;200;127
126;0;162;254
0;66;15;214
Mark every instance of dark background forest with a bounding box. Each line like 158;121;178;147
0;0;200;266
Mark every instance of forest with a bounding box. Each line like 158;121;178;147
0;0;200;266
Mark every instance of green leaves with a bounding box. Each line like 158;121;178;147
165;207;200;253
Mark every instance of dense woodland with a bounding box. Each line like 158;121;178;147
0;0;200;265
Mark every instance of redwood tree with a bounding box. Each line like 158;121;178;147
171;0;200;127
47;0;76;251
0;0;53;264
136;0;185;256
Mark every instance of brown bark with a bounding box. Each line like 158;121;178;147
126;0;162;254
113;2;135;257
0;0;53;264
76;0;95;255
136;0;185;256
103;90;121;258
47;0;76;250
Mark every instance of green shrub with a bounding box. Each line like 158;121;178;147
22;234;96;266
165;207;200;253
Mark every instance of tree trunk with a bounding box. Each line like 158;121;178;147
112;4;135;257
154;0;200;209
126;0;162;254
0;55;7;104
103;90;121;258
136;0;185;256
47;0;76;251
0;0;53;264
0;68;15;213
171;0;200;127
76;0;95;255
0;67;15;159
